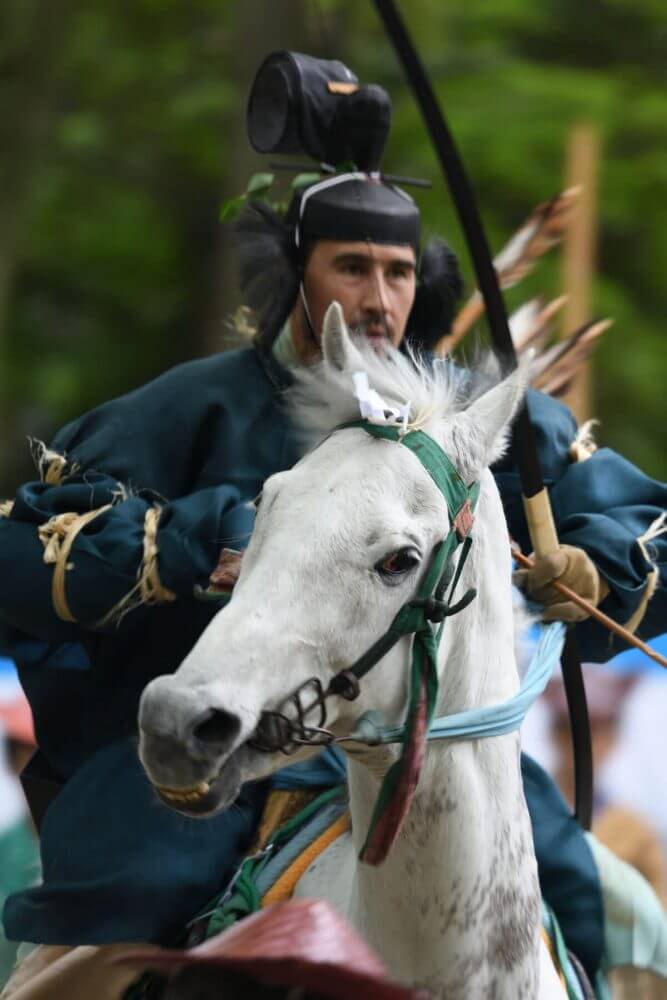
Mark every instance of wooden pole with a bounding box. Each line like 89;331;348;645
560;124;600;422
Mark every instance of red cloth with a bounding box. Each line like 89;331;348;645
360;672;429;866
0;695;35;745
114;898;428;999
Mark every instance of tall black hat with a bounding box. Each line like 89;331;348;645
247;52;420;252
237;52;462;350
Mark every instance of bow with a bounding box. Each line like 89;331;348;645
372;0;593;828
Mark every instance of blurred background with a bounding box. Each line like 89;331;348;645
1;0;666;496
0;0;666;968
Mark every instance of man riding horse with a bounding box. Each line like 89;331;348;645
0;51;664;997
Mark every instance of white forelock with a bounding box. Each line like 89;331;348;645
286;342;474;446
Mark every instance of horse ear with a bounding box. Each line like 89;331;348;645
321;301;364;372
457;362;528;471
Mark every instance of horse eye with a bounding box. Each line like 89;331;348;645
252;492;263;511
377;548;420;581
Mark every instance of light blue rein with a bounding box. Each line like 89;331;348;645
347;620;566;746
426;620;566;741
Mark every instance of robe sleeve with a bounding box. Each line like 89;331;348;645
0;475;254;642
0;357;257;642
495;389;666;661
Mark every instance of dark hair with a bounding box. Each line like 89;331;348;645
232;201;463;352
233;201;300;347
405;237;464;351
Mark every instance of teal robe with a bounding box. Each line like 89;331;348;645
1;342;664;976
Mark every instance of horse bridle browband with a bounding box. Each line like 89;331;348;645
249;419;480;756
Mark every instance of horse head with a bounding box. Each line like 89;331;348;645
137;303;527;819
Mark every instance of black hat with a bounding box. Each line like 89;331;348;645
291;174;420;251
247;52;421;252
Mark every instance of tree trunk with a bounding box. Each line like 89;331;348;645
0;0;74;491
200;0;314;356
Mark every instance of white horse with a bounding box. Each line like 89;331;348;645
138;303;567;999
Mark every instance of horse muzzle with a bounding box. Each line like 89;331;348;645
138;679;248;815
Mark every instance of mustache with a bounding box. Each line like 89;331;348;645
349;317;394;339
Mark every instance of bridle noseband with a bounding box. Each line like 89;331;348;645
249;420;480;756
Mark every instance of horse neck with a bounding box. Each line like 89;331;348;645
346;478;542;996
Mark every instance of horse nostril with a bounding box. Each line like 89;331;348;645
187;708;241;756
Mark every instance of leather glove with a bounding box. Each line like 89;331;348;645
514;544;609;623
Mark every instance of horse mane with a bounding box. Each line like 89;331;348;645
286;342;495;446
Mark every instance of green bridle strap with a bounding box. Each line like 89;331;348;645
335;420;480;865
342;420;479;522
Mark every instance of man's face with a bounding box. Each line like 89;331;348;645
302;240;417;351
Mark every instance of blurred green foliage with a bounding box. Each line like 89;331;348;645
345;0;667;477
1;0;665;493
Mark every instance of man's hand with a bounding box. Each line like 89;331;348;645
209;548;243;593
514;544;609;623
